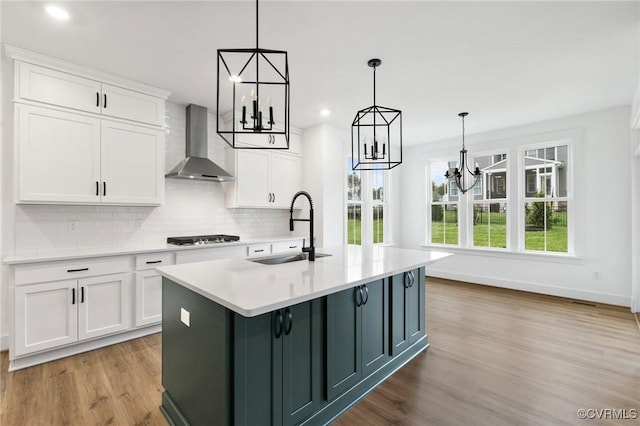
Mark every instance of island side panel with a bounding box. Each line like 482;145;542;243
161;277;233;426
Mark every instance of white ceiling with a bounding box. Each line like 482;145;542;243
2;1;638;145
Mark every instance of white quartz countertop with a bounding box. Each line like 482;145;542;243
2;236;302;265
156;246;452;317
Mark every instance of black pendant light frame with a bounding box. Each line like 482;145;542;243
351;58;402;171
445;112;481;194
216;0;290;149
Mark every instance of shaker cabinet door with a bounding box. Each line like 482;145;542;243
14;280;78;356
17;104;101;204
100;120;164;205
78;273;131;340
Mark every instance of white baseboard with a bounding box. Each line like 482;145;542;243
8;324;161;371
427;269;631;308
0;333;8;352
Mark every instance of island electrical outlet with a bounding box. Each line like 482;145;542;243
180;308;190;327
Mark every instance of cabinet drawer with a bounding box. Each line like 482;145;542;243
135;253;175;271
176;246;247;264
247;244;271;257
271;240;303;254
14;256;131;285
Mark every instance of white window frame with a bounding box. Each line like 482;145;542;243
470;150;509;250
425;129;580;259
345;158;391;246
428;159;460;246
519;140;573;254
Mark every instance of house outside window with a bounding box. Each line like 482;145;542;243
347;158;362;245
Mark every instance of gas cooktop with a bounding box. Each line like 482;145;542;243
167;234;240;246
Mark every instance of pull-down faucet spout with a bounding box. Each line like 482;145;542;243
289;191;315;261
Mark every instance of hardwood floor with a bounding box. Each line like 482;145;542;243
1;278;638;425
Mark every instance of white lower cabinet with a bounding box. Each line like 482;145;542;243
134;270;162;327
14;273;131;356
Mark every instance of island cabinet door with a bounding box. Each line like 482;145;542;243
407;267;426;345
234;299;324;426
326;287;362;400
281;299;324;426
390;267;426;357
361;279;390;377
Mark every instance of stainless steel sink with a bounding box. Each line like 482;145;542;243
250;252;331;265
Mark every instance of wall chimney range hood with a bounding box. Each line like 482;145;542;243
165;104;235;182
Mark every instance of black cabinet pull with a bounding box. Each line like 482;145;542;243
273;193;276;202
71;288;75;305
80;287;85;303
146;260;162;264
289;246;297;249
354;286;362;307
362;285;369;305
95;181;99;196
284;307;293;335
254;249;264;253
96;92;100;107
67;267;89;273
274;310;283;339
103;182;106;196
404;272;411;289
103;94;107;109
410;271;415;287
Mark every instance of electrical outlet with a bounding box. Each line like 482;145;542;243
180;308;190;327
593;271;601;280
68;220;78;232
135;219;144;229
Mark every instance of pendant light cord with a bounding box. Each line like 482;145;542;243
461;114;466;150
373;66;376;107
256;0;259;49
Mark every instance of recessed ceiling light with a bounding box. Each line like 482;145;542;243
45;5;70;21
320;109;331;117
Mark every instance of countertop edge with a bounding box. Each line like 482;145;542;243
158;253;452;317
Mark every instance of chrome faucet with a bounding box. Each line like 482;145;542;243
289;191;315;261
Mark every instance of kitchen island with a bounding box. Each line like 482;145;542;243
157;246;451;426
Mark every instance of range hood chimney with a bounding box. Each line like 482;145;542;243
165;104;235;182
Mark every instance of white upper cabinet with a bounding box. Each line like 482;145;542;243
17;104;102;204
7;46;170;206
100;83;165;126
225;148;302;209
100;120;164;205
18;62;102;114
16;62;165;126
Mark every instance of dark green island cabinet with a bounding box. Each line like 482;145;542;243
160;267;427;426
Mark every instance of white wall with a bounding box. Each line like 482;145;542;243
399;106;633;307
300;124;348;248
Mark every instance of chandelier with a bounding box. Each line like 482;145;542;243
445;112;481;193
216;0;290;149
351;58;402;170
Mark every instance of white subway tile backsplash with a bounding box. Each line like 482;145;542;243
12;102;292;256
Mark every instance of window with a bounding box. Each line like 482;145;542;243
346;157;389;246
347;158;362;245
371;169;386;244
472;153;508;249
430;160;458;245
426;136;574;256
523;144;568;253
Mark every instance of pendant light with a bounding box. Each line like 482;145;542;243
216;0;290;149
351;58;402;170
445;112;481;193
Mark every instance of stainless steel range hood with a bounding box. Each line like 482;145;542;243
165;104;235;182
